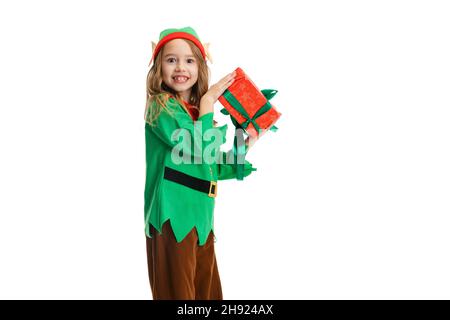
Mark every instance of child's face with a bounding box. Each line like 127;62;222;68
161;39;199;101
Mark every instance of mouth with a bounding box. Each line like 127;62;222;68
172;76;190;84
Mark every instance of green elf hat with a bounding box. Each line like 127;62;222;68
148;26;213;66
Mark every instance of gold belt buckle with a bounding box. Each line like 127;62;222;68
208;181;217;198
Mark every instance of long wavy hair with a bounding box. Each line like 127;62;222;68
145;39;210;125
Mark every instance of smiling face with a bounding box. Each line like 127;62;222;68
161;39;199;102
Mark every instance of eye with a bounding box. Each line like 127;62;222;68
167;57;176;63
187;58;196;64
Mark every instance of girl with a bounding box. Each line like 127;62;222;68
144;27;256;300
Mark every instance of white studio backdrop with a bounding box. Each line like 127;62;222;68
0;0;449;299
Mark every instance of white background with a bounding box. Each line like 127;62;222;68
0;0;449;299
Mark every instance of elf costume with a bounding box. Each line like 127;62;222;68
144;96;256;245
144;27;256;300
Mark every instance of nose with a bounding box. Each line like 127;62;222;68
175;60;186;71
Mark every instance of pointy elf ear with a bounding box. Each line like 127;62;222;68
203;43;213;64
148;41;158;67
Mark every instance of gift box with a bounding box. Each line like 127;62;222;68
218;67;281;180
218;67;281;139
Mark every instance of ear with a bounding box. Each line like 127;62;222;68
203;42;213;64
148;41;158;67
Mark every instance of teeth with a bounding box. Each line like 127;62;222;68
174;76;188;82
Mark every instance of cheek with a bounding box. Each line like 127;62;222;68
161;65;173;81
190;66;199;81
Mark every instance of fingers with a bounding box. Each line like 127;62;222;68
219;71;236;91
221;70;236;81
206;71;237;102
244;135;257;150
220;71;236;85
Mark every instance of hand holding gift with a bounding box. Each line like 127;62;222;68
200;71;237;117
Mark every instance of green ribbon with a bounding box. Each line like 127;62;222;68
221;89;278;180
233;129;246;180
261;89;278;100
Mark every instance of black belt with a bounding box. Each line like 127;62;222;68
164;167;217;198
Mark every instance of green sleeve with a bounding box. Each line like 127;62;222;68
217;150;257;180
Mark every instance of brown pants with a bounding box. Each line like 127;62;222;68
146;221;223;300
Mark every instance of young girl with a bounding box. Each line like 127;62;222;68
144;27;256;300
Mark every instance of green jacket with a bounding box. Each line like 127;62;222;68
144;97;256;245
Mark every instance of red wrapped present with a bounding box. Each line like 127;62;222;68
218;67;281;138
218;67;281;180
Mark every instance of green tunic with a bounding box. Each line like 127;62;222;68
144;97;256;245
